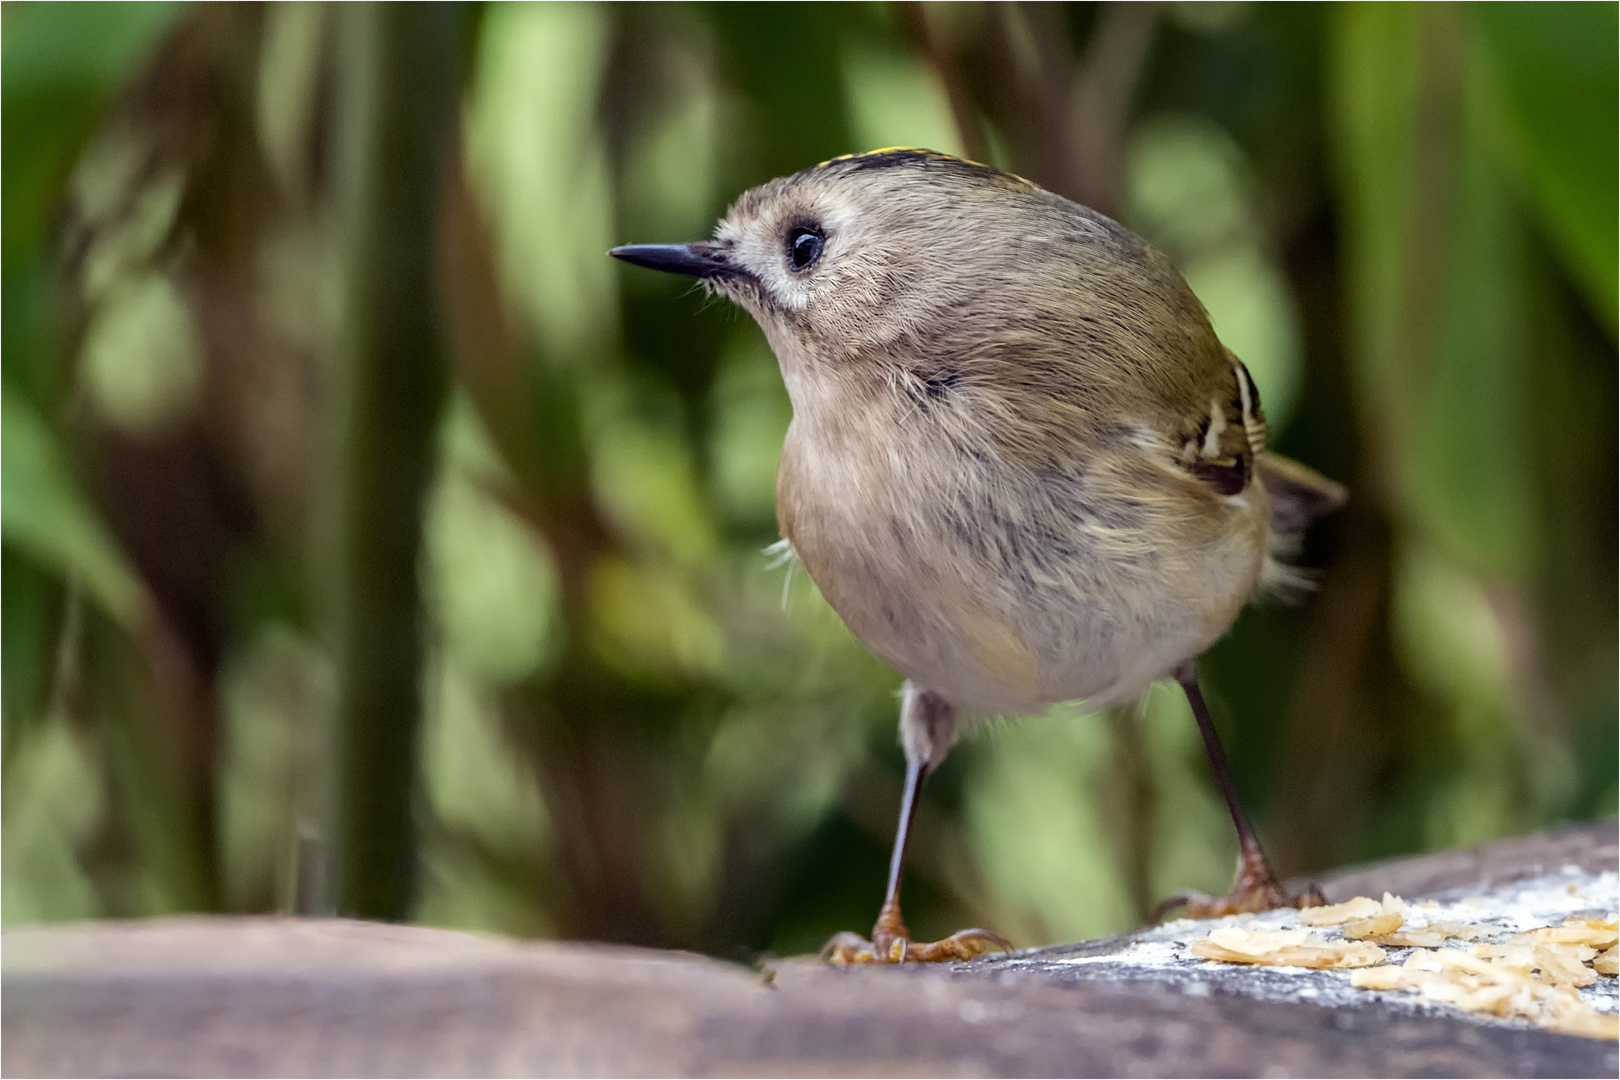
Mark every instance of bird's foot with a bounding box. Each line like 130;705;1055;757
821;897;1011;964
1155;880;1326;920
1154;837;1325;920
821;926;1012;964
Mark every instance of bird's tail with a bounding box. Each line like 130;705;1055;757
1255;452;1348;601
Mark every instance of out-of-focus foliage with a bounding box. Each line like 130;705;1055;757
4;2;1614;956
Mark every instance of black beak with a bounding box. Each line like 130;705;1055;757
608;241;743;280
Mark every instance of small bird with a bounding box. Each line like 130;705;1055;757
611;148;1345;964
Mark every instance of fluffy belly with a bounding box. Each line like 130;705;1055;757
802;528;1261;713
780;438;1267;714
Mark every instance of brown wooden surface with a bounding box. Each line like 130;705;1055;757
5;819;1616;1079
1312;817;1619;903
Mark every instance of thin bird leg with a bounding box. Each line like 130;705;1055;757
873;755;928;954
1154;660;1324;920
822;756;1010;963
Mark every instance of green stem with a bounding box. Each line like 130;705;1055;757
330;1;464;920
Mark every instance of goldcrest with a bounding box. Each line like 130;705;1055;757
612;148;1345;964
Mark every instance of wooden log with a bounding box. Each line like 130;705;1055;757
1313;817;1618;902
5;820;1615;1078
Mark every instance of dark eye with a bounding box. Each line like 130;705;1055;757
787;226;824;271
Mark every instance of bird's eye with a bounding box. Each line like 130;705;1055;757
787;226;824;271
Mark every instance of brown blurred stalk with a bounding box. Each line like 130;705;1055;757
329;1;464;920
903;1;1158;215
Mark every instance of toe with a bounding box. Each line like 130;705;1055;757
824;927;1011;964
1154;891;1200;921
907;928;1013;962
1185;892;1243;919
822;931;877;964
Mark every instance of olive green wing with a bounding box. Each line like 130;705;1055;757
1168;350;1348;532
1169;351;1266;498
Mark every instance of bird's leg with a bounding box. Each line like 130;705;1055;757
823;755;1011;963
823;687;1011;964
1155;659;1324;921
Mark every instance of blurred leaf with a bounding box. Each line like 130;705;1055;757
425;665;550;860
1326;2;1607;879
1;717;103;925
1335;6;1541;576
708;333;792;528
589;556;724;682
256;2;328;199
2;252;63;412
417;663;554;938
217;627;328;913
616;52;721;244
464;1;617;362
1328;1;1427;420
708;4;856;176
964;712;1134;943
1126;116;1250;256
1;384;146;628
1391;545;1514;710
81;272;205;432
842;40;963;157
1469;2;1618;333
428;471;560;687
1139;686;1234;902
85;613;216;914
590;408;718;567
2;551;61;764
78;161;185;305
1;1;184;274
1405;71;1539;577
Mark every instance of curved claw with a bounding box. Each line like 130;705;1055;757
1185;889;1266;919
1153;891;1197;922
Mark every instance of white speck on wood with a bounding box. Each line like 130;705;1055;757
997;870;1618;1028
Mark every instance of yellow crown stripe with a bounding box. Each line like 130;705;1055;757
816;146;951;167
812;146;1035;189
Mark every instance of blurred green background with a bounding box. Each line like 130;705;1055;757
3;1;1614;958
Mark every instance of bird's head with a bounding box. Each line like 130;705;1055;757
611;149;1076;371
611;147;1220;433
